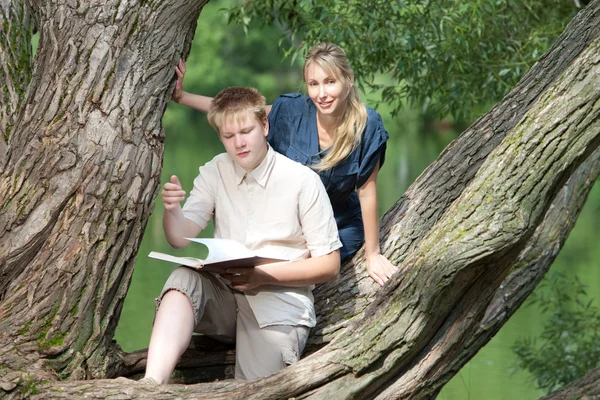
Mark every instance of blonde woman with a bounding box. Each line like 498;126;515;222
172;43;396;286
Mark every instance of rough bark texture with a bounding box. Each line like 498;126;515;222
0;0;32;160
542;367;600;399
374;148;600;399
0;0;599;399
0;0;207;383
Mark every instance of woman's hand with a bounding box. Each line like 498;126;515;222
171;59;186;103
365;253;398;286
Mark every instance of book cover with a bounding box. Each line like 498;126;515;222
148;238;287;272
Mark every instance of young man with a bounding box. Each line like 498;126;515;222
143;87;342;384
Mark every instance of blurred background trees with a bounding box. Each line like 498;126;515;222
227;0;581;120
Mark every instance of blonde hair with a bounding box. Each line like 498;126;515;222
208;87;267;133
304;43;367;171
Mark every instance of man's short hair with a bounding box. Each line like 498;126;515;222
208;87;267;133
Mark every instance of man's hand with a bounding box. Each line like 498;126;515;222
162;175;186;211
220;265;276;292
171;59;186;103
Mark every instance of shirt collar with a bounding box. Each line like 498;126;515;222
233;144;276;187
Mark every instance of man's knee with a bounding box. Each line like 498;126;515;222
155;267;210;327
235;325;310;380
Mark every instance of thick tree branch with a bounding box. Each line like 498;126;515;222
375;147;600;399
541;367;600;399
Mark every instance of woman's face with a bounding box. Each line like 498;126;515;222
305;62;349;118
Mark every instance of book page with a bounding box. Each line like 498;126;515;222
148;252;203;267
184;238;254;261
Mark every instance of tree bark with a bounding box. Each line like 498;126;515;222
0;0;32;161
374;148;600;399
0;0;599;399
0;0;207;382
542;367;600;400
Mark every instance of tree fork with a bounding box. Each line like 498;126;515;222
375;148;600;399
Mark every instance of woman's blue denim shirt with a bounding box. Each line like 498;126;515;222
268;93;389;260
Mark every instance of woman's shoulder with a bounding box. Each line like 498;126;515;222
362;105;388;141
271;92;311;117
280;92;303;99
275;92;309;105
364;104;382;124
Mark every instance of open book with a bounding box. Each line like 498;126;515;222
148;238;287;272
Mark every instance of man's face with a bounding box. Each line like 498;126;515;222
219;112;269;172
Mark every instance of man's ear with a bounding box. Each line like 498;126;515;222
263;117;269;137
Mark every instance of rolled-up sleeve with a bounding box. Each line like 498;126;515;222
298;171;343;257
356;111;389;189
182;162;217;230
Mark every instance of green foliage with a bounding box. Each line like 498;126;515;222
512;272;600;394
226;0;578;120
164;0;301;149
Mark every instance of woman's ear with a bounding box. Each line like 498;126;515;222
347;76;355;96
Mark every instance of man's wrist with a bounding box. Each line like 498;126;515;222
255;265;275;286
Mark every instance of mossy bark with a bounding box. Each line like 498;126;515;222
0;0;32;158
1;0;600;399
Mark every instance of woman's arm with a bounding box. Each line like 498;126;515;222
357;160;398;286
170;60;213;112
170;59;272;115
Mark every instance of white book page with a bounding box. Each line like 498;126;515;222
148;252;203;267
184;238;254;261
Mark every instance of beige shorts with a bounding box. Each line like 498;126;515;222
156;266;310;380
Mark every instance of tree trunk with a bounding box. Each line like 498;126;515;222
0;0;207;382
1;0;600;399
